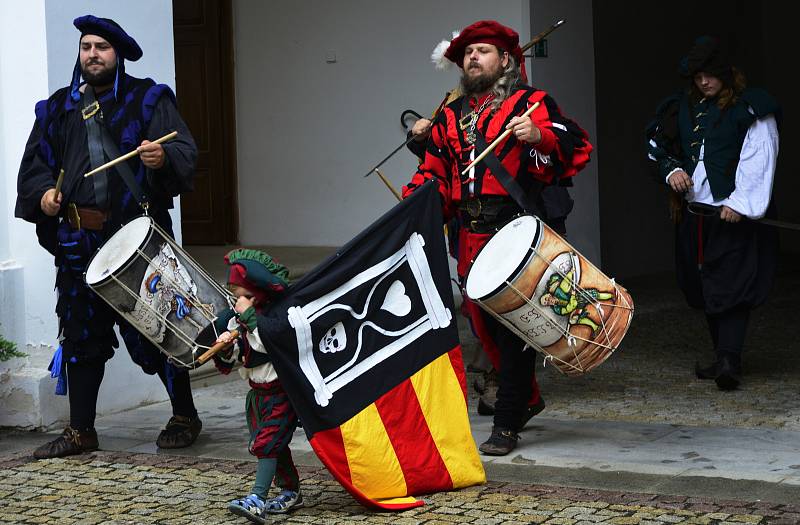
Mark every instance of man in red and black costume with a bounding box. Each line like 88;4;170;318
402;20;592;455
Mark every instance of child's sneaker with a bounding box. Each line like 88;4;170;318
228;493;266;523
263;489;304;514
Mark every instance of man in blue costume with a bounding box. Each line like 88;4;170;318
16;15;201;458
646;36;780;391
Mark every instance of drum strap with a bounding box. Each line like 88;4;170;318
473;132;539;215
82;87;109;209
463;95;540;215
82;88;150;210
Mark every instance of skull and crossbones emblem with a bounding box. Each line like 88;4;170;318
319;321;347;354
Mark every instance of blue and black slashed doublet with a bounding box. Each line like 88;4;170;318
16;74;197;368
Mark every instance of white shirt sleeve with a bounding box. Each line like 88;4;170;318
246;328;268;355
226;314;268;355
722;114;779;219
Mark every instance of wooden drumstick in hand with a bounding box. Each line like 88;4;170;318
461;102;539;175
84;131;178;178
54;169;64;196
197;329;239;364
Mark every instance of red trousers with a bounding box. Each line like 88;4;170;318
246;380;300;491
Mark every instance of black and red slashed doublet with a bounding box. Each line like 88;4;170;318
403;85;592;279
402;86;592;222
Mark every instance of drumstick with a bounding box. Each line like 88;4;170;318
54;169;64;196
83;131;178;178
196;329;240;365
461;101;540;175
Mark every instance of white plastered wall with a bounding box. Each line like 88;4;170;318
233;1;599;264
0;0;61;428
233;0;534;246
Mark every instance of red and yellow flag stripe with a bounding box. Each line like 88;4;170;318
309;345;485;510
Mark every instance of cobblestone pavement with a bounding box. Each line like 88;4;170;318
1;450;799;525
3;262;798;524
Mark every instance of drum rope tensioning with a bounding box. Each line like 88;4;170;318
84;216;234;368
464;215;634;376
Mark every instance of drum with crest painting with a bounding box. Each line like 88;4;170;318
464;215;634;376
84;216;233;368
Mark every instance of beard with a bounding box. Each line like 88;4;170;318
82;61;117;87
460;63;503;96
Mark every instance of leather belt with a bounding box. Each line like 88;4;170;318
465;216;519;234
457;196;518;219
458;196;521;233
66;203;108;231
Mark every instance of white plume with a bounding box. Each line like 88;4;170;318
431;30;460;70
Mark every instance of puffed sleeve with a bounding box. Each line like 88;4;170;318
645;93;685;183
402;110;455;220
722;114;779;219
144;95;197;197
15;102;60;223
526;91;593;184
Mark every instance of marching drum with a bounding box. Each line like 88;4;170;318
84;216;234;368
464;215;633;376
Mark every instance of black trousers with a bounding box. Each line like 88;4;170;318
705;306;751;370
481;313;537;430
675;209;777;315
67;359;197;431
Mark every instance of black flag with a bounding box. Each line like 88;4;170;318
257;180;458;435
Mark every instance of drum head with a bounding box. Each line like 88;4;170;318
465;215;541;301
85;216;153;285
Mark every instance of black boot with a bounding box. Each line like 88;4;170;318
715;355;741;391
476;369;498;415
695;360;719;380
474;367;498;396
517;397;546;431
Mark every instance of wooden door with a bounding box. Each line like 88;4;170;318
173;0;238;244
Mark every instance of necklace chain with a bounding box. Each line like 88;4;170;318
466;96;493;143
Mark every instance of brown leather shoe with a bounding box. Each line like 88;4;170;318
479;426;519;456
32;426;99;459
156;415;202;449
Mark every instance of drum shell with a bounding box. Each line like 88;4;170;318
85;217;232;368
466;216;633;376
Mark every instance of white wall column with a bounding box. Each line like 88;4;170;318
1;1;51;347
0;0;65;428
